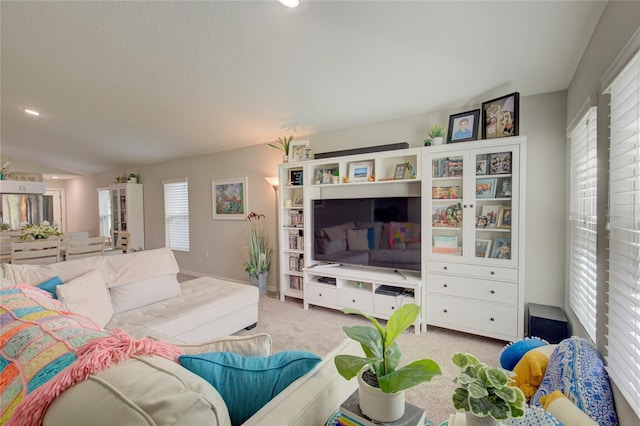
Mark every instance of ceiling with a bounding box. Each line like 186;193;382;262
1;1;607;176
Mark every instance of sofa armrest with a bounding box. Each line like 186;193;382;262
243;338;360;426
175;333;272;357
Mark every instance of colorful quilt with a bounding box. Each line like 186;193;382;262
1;285;182;426
388;221;421;249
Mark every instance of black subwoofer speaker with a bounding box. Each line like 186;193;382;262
527;303;570;344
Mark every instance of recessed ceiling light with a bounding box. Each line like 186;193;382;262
278;0;299;8
24;108;40;116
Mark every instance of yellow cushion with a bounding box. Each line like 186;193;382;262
510;344;557;399
542;390;598;425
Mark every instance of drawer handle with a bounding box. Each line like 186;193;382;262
469;204;474;208
443;266;448;271
490;271;495;275
463;204;468;208
318;293;322;297
352;299;356;303
443;284;448;288
391;306;395;310
443;309;448;313
490;290;495;294
490;317;495;322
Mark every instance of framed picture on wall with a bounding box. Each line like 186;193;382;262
212;177;248;220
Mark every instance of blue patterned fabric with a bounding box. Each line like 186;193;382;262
530;336;618;425
503;406;562;425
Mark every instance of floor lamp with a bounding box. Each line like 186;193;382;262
264;176;279;297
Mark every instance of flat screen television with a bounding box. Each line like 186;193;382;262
312;197;421;272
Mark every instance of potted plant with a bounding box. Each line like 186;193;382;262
128;170;138;183
428;125;445;145
19;221;61;240
243;212;271;294
451;352;526;426
332;168;340;184
268;135;294;163
334;304;441;422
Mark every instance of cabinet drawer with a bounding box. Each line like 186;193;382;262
305;283;338;306
426;261;518;281
426;274;517;305
339;290;373;312
374;294;415;317
427;294;518;339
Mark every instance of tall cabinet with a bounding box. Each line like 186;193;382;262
423;136;525;340
110;183;144;251
277;164;306;301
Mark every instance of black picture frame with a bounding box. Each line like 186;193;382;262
447;109;480;143
481;92;519;139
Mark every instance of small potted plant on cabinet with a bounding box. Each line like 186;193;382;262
268;135;294;163
128;170;139;183
334;304;441;422
428;125;446;145
451;352;526;426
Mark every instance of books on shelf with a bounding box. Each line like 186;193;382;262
288;229;304;250
287;210;304;227
288;275;303;290
338;390;425;426
288;253;304;272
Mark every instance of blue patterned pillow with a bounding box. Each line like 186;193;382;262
503;406;561;426
500;337;549;370
179;350;321;425
530;336;618;425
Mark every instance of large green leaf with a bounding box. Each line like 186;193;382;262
467;381;489;399
334;355;377;380
381;342;401;375
489;398;510;420
342;326;382;359
341;308;385;336
452;388;470;411
377;359;442;393
384;304;419;347
485;368;509;388
494;384;518;403
468;396;492;416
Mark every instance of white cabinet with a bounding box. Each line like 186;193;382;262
304;266;421;334
110;183;144;250
422;136;525;340
0;180;45;194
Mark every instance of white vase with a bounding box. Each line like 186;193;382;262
283;154;289;163
465;413;498;426
357;370;405;422
432;136;444;145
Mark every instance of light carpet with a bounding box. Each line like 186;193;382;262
235;294;507;425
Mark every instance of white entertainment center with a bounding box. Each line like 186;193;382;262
276;136;526;340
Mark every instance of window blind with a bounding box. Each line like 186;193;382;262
163;179;190;252
605;50;640;418
568;106;598;342
97;188;112;240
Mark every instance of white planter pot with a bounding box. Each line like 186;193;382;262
357;370;405;422
432;136;444;145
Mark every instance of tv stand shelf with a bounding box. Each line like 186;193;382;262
303;265;422;334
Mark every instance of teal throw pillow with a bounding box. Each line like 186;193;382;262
499;337;548;370
179;350;321;425
36;276;63;299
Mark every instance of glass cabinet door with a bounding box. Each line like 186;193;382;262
429;154;465;257
427;144;519;266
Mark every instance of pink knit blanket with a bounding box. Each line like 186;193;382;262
1;285;183;426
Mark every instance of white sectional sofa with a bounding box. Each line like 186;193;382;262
1;247;259;343
0;247;360;425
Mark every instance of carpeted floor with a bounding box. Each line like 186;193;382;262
235;293;507;425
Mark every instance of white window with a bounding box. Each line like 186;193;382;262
163;178;190;252
604;49;640;418
568;106;598;342
97;188;112;242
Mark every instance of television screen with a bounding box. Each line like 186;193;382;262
312;197;421;272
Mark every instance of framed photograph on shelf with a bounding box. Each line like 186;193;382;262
289;140;310;162
303;146;314;160
394;163;408;180
476;178;497;199
496;178;512;198
481;92;519;139
289;169;303;186
476;156;488;175
212;177;247;220
488;152;512;174
293;197;304;207
497;206;512;229
481;205;502;227
492;238;512;259
447;109;480;143
349;161;374;182
475;239;492;258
